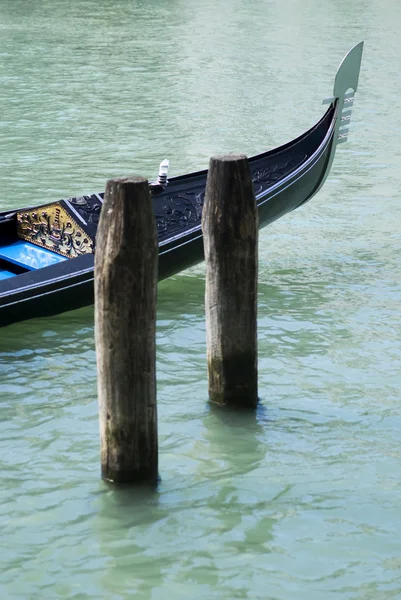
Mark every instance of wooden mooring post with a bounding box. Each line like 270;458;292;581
202;155;258;408
95;176;158;484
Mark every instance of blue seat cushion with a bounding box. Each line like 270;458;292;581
0;269;16;280
0;240;67;271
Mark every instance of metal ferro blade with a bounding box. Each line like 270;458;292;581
314;42;364;195
331;41;363;148
333;42;364;99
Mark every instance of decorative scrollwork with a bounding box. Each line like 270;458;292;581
155;188;205;238
153;152;307;239
251;154;307;195
17;202;94;258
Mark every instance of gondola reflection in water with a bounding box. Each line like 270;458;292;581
0;42;363;327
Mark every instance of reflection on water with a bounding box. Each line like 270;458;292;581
1;0;401;598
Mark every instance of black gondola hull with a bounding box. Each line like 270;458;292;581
0;42;365;327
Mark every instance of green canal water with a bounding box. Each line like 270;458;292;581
1;0;401;598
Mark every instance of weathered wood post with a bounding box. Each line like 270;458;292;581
202;155;258;408
95;176;158;484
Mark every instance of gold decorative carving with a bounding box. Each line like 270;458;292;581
17;202;94;258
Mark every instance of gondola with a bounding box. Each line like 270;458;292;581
0;43;363;328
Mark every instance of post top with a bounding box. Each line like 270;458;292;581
106;175;149;186
210;154;248;163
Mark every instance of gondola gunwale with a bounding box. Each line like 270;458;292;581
0;271;94;310
0;254;94;299
0;103;338;319
158;104;336;252
157;104;334;188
